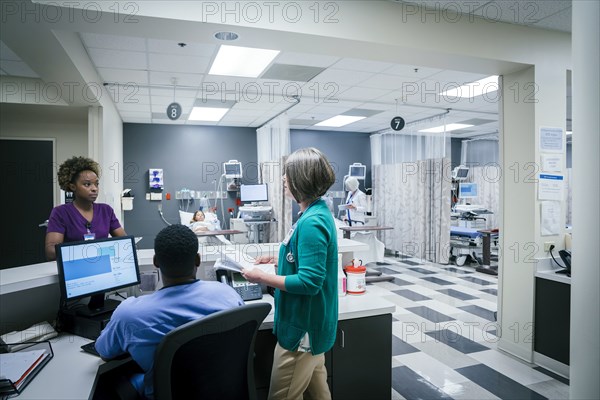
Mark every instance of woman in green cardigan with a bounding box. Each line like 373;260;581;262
242;147;338;400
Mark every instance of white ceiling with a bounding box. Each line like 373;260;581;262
0;0;572;138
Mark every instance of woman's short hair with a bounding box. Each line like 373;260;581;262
285;147;336;203
57;156;100;191
154;224;199;278
345;176;359;191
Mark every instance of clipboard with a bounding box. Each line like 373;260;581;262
0;341;54;396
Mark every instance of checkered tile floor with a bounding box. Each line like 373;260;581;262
365;256;569;400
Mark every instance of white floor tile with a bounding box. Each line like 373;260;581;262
396;351;471;388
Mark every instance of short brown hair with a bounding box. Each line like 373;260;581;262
284;147;336;203
57;156;100;191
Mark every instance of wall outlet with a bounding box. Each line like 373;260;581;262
146;193;151;200
150;192;162;201
544;242;555;252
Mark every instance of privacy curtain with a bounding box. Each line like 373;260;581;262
371;125;451;264
460;138;500;229
256;114;292;243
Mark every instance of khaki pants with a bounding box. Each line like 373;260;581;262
268;343;331;400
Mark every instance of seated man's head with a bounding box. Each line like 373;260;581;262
153;224;200;281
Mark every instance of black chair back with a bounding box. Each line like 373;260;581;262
153;302;271;400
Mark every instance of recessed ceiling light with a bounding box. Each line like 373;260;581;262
214;31;239;41
189;107;229;122
209;45;280;78
440;75;499;98
418;123;474;133
566;131;572;135
315;115;366;128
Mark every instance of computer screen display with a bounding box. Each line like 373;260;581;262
240;184;268;203
454;166;469;180
348;164;366;180
223;161;242;178
459;182;478;198
56;236;140;303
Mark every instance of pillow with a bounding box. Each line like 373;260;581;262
179;210;195;225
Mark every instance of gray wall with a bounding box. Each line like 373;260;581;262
123;125;373;246
123;123;258;248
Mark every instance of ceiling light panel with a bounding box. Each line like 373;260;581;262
440;75;499;99
315;115;366;127
189;107;229;121
209;45;279;78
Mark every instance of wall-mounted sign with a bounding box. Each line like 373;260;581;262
390;116;405;131
167;102;182;120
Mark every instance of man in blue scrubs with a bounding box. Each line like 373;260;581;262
95;224;244;399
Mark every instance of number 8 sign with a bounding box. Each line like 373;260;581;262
167;102;182;120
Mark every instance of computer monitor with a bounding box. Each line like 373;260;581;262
458;182;478;198
240;184;268;203
56;236;141;316
452;165;469;181
223;160;242;178
348;163;366;180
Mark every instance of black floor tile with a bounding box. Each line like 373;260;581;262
459;276;495;285
390;277;414;286
392;366;454;400
393;289;431;301
480;288;498;296
533;366;570;385
392;335;420;356
442;267;474;274
459;305;496;321
406;306;455;323
398;260;423;266
426;329;489;354
377;267;403;275
408;267;436;274
420;276;454;285
456;364;547;399
375;261;391;265
437;288;478;300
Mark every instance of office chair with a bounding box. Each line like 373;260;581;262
153;302;272;400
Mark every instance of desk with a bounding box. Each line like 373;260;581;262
15;293;395;400
339;225;393;240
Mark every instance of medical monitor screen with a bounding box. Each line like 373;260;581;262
349;164;366;180
224;161;242;178
459;182;479;198
240;184;268;203
56;236;140;303
454;167;469;180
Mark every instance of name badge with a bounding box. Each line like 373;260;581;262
282;227;295;246
83;232;96;241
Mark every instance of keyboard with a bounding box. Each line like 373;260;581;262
81;341;101;357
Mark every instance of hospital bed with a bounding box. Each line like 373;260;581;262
450;226;484;266
179;210;232;245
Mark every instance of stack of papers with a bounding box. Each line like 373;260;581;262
214;250;275;275
0;349;48;390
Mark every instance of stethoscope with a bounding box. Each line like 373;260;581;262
283;199;321;264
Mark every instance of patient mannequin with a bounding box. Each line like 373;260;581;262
189;210;213;233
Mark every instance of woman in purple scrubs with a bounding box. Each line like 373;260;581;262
45;156;126;260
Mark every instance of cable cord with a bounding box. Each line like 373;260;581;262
549;247;566;269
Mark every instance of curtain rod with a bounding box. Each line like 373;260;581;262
258;95;301;129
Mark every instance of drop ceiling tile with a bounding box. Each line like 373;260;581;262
338;86;391;102
80;33;147;51
122;117;152;124
310;68;373;86
331;58;393;73
534;7;572;32
149;71;204;87
97;68;148;85
358;73;415;90
120;111;152;118
427;70;489;86
261;64;325;82
148;53;211;74
150;87;198;98
117;103;151;112
275;52;339;68
147;39;217;56
382;64;442;79
87;48;147;69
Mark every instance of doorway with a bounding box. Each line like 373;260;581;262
0;139;54;269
